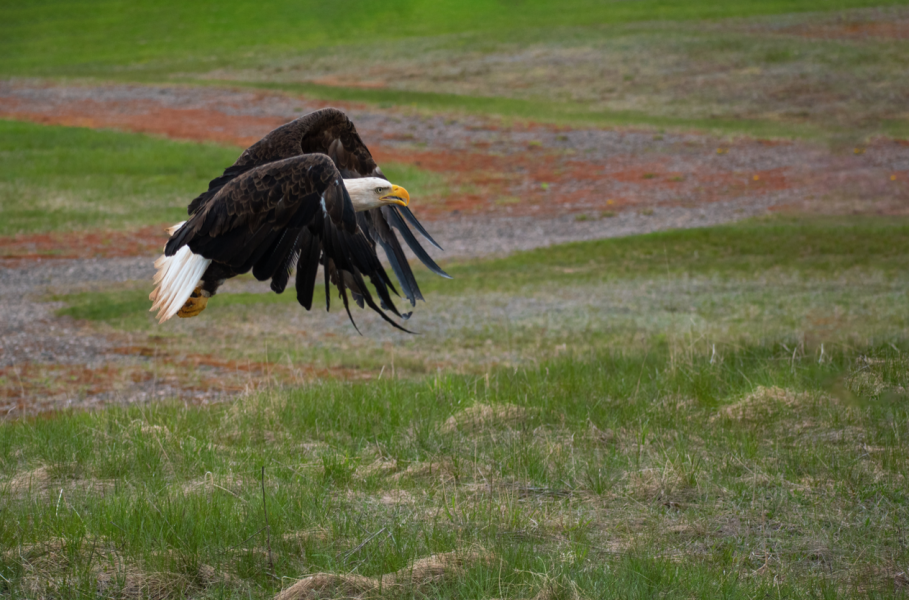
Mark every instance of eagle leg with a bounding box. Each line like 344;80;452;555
177;286;210;319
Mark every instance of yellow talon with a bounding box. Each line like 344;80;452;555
177;287;209;318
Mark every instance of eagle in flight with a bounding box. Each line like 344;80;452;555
149;108;449;331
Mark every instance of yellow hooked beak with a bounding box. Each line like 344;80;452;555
380;185;410;207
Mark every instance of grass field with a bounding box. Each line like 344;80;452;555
207;16;909;141
4;1;909;596
3;0;900;77
4;344;909;598
0;120;443;237
0;120;236;236
3;1;909;139
40;214;909;380
5;216;909;597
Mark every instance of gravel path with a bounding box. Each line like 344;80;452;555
6;80;906;224
2;80;906;415
1;191;783;311
0;192;785;388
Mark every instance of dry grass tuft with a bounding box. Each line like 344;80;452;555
386;551;490;587
441;403;529;434
355;458;399;479
848;371;889;397
711;386;815;422
282;528;332;544
7;538;234;599
588;422;615;444
94;569;197;600
196;563;237;587
275;573;377;600
376;489;417;506
625;467;685;500
136;422;174;440
3;466;115;499
5;465;54;495
179;472;247;497
390;459;460;484
275;550;492;600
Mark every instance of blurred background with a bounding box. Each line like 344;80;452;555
3;0;908;407
2;2;909;596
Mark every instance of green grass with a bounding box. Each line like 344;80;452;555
0;121;446;237
4;2;909;141
378;161;451;204
2;0;902;79
0;120;240;236
218;80;830;140
54;215;909;324
48;215;909;383
214;21;908;142
10;214;909;596
54;285;302;330
2;341;908;597
423;215;909;295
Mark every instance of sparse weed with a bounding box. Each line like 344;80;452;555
3;340;909;597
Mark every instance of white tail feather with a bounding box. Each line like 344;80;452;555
149;222;211;323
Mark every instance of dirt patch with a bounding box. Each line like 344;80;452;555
440;402;530;434
275;550;492;600
2;80;907;415
4;465;54;495
784;19;909;40
0;95;283;150
310;76;387;89
391;459;460;484
2;466;115;498
200;7;909;138
7;538;232;600
711;386;816;422
0;226;165;266
0;339;375;418
3;80;880;231
1;80;906;262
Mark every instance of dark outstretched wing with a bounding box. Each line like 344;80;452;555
166;153;409;331
185;107;448;305
187;108;377;215
356;206;451;309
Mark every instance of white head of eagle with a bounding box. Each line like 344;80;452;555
344;177;410;212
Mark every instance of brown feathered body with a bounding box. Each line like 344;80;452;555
155;108;448;330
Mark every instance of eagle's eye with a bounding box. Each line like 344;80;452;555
375;187;385;194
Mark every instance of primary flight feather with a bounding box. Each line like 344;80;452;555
149;107;449;330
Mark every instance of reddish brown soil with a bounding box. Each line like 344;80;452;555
1;344;370;415
0;97;286;149
0;84;812;237
374;146;797;219
785;19;909;40
2;81;906;414
0;225;166;266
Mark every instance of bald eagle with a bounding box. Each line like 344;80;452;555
149;108;449;331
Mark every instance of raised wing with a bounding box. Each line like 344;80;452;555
166;153;409;331
185;107;448;307
187;108;377;215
